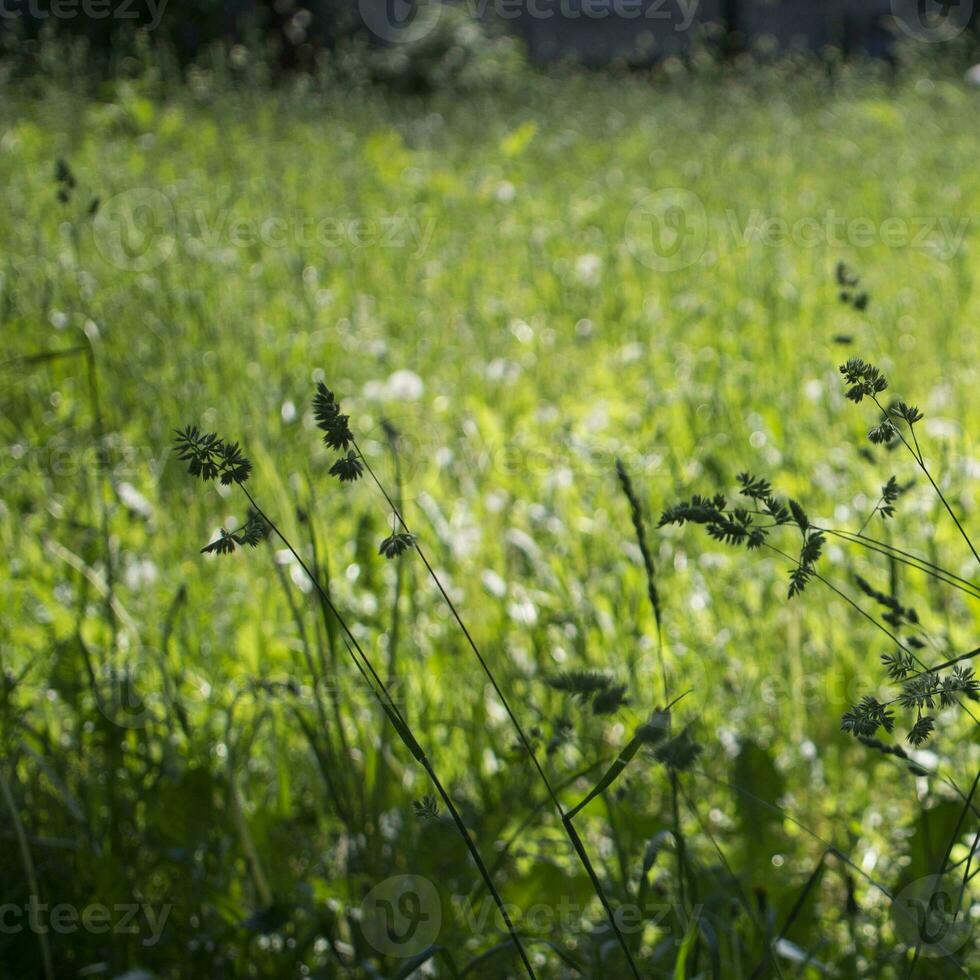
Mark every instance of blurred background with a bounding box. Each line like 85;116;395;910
1;0;980;82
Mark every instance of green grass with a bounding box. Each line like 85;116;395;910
1;60;978;978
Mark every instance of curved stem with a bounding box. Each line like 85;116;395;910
857;494;884;536
424;763;536;980
765;544;980;728
817;528;980;599
0;763;54;980
918;647;980;676
351;438;643;979
236;483;537;978
871;398;980;570
905;767;980;979
764;544;917;660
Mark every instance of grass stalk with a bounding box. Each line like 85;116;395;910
616;459;691;920
235;483;538;978
817;528;980;599
0;763;54;980
871;396;979;571
905;766;980;978
351;435;643;978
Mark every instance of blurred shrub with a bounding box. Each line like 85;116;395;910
0;0;528;91
0;0;977;87
361;2;525;93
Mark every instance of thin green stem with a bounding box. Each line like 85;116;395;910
764;544;917;660
616;458;668;702
424;763;533;976
857;494;884;536
905;767;979;979
871;397;979;570
954;822;980;923
235;483;537;979
766;544;980;728
817;528;980;599
615;461;690;923
0;763;54;980
735;508;979;595
917;647;980;676
351;437;643;979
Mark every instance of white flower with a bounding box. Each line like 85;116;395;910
575;253;602;287
123;558;158;592
485;358;521;383
385;369;424;401
508;599;538;626
116;482;154;520
481;569;507;598
495;181;516;203
362;370;425;403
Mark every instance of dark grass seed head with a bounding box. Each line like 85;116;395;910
329;450;363;483
175;426;252;485
200;514;267;556
379;531;415;559
839;358;888;403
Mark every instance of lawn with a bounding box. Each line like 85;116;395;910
1;59;978;978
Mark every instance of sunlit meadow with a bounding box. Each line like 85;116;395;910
1;54;978;978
